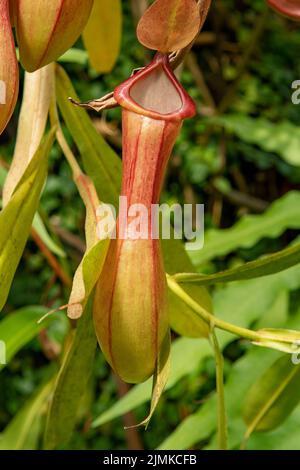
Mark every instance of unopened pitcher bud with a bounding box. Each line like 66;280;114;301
0;0;19;135
15;0;94;72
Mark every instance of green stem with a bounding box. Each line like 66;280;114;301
167;275;263;343
210;330;228;450
49;71;82;179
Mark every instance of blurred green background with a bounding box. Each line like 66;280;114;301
1;0;300;450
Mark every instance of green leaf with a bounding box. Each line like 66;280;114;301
33;213;66;258
0;376;54;450
246;405;300;450
2;65;53;205
213;114;300;166
67;173;110;319
255;290;288;330
82;0;122;74
0;306;57;370
161;348;280;450
139;331;171;429
212;260;300;347
0;129;55;311
222;313;300;451
58;48;88;66
68;240;109;319
159;399;216;450
93;266;300;428
189;191;300;265
1;164;65;258
0;165;7;188
92;337;211;428
93;263;300;432
176;241;300;285
252;328;300;354
243;355;300;437
55;65;121;207
163;237;212;338
44;297;97;449
160;307;300;450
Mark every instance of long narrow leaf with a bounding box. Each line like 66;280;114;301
93;262;300;428
92;337;211;428
0;129;55;311
0;376;54;450
44;298;97;449
213;114;300;166
243;355;300;437
175;242;300;285
0;306;57;371
55;65;121;207
82;0;122;73
190;191;300;265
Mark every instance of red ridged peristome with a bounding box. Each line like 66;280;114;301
93;54;196;383
15;0;94;72
0;0;19;135
267;0;300;20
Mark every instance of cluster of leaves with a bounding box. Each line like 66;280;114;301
1;0;300;451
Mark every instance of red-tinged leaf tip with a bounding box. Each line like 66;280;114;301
267;0;300;21
137;0;202;53
0;0;19;135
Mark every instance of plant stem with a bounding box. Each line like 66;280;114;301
167;275;263;343
115;375;144;450
3;63;53;206
49;74;82;179
210;330;228;450
31;228;72;287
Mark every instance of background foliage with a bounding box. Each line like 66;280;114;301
1;0;300;450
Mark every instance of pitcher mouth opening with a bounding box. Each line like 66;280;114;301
130;64;182;115
114;53;196;122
